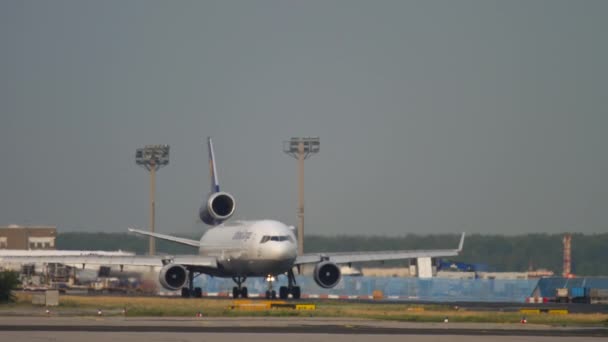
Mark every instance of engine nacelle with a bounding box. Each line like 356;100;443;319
158;264;188;291
199;191;236;225
313;261;342;289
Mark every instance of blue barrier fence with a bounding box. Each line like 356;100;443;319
194;275;539;302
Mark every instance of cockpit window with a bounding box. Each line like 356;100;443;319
260;235;293;243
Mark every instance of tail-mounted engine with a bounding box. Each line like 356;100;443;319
199;191;236;225
158;264;187;291
313;261;342;288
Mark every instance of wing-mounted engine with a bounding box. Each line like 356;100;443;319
313;261;342;288
199;191;236;226
158;264;188;290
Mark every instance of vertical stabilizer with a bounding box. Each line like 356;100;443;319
208;137;220;193
200;137;236;225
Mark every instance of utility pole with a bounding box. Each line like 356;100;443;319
136;145;169;256
563;233;572;277
283;137;319;255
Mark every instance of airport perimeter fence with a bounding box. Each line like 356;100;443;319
194;275;539;302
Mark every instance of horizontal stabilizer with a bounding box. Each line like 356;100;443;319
128;228;200;248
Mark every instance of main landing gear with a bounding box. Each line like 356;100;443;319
181;287;202;298
279;269;301;299
232;276;248;298
181;269;203;298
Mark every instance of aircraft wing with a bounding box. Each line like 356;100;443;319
294;232;465;265
128;228;201;248
0;255;218;268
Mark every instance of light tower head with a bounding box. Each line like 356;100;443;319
283;137;319;256
135;144;169;257
283;137;320;159
136;145;170;171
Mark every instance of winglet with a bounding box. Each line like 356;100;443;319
457;232;466;252
208;137;220;193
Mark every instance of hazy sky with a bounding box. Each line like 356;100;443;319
1;1;606;236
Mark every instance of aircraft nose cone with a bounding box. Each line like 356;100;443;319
273;241;297;260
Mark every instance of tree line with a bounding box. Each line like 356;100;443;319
56;232;608;276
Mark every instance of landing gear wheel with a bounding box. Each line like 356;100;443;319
194;287;202;298
279;286;288;299
231;277;247;298
292;286;301;299
286;269;301;299
181;288;190;298
271;290;277;299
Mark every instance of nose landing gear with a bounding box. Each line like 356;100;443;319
265;275;277;299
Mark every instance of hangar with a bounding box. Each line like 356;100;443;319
0;225;56;250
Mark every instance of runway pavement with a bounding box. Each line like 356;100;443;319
1;332;606;342
0;317;606;338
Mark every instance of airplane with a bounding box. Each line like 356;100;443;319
0;137;465;299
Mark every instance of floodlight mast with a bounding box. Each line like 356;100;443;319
283;137;319;255
135;145;169;256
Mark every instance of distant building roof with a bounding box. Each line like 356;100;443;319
1;225;56;230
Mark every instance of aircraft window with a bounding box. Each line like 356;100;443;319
261;235;294;243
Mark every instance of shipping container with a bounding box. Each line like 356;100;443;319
570;287;585;298
556;288;568;298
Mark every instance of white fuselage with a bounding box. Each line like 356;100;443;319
197;220;297;277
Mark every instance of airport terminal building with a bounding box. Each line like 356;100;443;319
0;225;56;250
